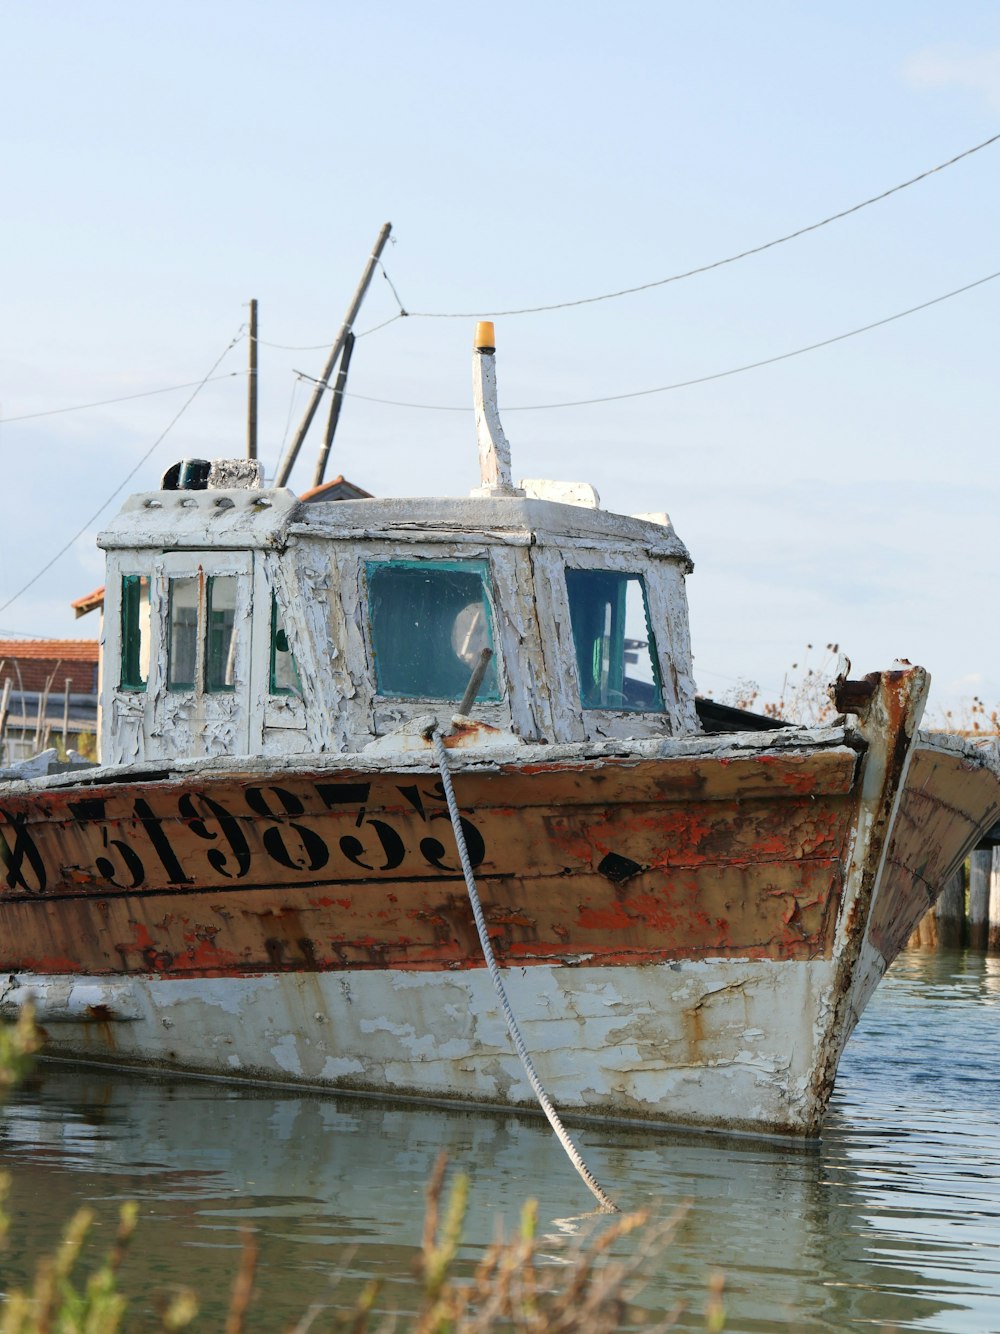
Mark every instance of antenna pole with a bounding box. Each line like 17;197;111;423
274;221;392;488
247;298;258;461
312;331;355;489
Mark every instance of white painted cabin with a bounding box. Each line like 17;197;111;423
98;465;699;766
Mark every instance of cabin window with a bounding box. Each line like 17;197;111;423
167;575;238;693
366;559;500;701
205;576;237;692
565;570;665;712
270;595;302;695
167;578;199;690
120;575;149;692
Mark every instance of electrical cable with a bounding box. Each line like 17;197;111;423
400;131;1000;317
0;332;245;618
1;373;242;424
335;267;1000;413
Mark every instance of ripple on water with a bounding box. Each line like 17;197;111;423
1;948;999;1331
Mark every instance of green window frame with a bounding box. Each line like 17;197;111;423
565;569;665;713
205;576;237;693
366;559;501;701
167;574;238;694
120;575;148;692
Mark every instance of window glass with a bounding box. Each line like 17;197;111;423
120;575;149;692
270;595;302;695
565;570;664;712
367;560;500;701
167;578;199;690
206;576;237;692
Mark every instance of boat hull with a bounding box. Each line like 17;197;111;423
3;957;840;1137
2;671;997;1137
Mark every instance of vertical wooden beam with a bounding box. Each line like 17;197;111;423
0;676;10;765
247;298;258;461
311;331;355;489
969;849;992;950
935;863;966;948
989;846;1000;953
61;678;71;756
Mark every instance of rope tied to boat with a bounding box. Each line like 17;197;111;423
429;725;620;1214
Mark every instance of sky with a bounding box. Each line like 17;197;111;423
1;2;998;722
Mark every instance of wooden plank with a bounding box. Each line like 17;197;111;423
0;853;846;976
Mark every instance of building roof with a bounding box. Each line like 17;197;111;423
71;585;106;619
0;639;99;662
0;640;100;694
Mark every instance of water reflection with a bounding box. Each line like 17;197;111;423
1;948;998;1331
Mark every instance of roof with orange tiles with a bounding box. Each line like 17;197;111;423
71;585;106;617
0;640;99;662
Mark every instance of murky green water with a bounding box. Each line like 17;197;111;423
2;949;1000;1330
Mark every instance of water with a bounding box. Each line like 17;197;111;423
2;949;1000;1331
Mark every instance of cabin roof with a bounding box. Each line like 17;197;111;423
292;495;692;564
95;485;691;567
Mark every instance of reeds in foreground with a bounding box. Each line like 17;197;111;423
0;1013;724;1332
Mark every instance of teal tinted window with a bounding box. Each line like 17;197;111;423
367;560;500;701
270;595;302;695
120;575;149;692
565;570;664;712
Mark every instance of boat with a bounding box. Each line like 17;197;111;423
1;323;998;1139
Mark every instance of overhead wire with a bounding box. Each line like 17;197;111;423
336;267;1000;413
0;373;243;424
0;330;245;618
395;130;1000;318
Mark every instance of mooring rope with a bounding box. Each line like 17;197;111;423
430;727;620;1213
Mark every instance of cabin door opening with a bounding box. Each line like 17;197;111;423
146;551;254;759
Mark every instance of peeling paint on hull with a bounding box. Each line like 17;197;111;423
4;960;838;1137
2;697;999;1138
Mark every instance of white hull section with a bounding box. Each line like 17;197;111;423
5;957;842;1137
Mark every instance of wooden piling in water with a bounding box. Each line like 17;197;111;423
935;866;966;948
969;849;992;950
990;847;1000;953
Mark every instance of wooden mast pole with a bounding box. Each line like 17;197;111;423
311;331;355;489
247;298;258;461
274;221;392;488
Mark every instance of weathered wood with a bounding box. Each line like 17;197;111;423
61;678;71;754
935;865;965;948
0;677;10;765
990;845;1000;953
907;907;938;950
311;331;355;489
471;324;518;495
274;222;392;487
247;297;258;461
969;848;992;949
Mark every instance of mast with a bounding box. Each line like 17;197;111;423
274;222;392;488
311;331;355;489
247;298;258;461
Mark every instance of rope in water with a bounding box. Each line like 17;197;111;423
430;726;620;1213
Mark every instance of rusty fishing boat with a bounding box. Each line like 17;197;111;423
2;324;998;1139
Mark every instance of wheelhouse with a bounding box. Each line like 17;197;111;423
98;470;698;765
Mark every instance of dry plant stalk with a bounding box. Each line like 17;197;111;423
1;1036;717;1332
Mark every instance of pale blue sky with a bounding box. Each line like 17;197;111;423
2;2;998;717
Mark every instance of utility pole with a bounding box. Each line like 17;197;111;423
274;221;392;488
247;298;258;461
312;332;355;489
